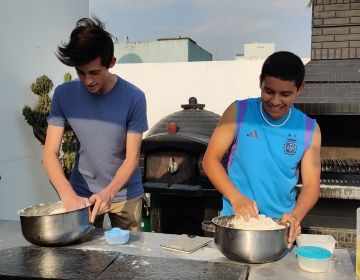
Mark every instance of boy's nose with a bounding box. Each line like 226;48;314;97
271;94;282;106
84;76;93;85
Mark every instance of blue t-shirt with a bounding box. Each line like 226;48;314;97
47;76;148;202
222;97;316;218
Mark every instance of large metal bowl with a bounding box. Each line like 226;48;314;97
18;201;93;246
202;215;290;263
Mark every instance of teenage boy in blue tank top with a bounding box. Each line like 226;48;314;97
203;51;321;247
43;17;148;232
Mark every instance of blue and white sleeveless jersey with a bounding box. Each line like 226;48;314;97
222;97;316;218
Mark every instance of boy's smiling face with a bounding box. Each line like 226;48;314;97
260;76;304;120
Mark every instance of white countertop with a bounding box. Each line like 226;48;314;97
0;219;357;280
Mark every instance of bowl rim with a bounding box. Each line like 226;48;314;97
212;215;289;231
18;201;91;217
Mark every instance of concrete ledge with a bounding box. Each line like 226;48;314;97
302;226;356;249
297;184;360;200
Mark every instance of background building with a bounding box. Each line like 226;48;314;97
236;42;275;60
114;37;212;63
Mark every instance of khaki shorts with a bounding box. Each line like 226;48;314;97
94;195;143;232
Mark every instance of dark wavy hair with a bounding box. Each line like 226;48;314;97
260;51;305;89
56;17;114;68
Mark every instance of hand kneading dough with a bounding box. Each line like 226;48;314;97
229;214;285;230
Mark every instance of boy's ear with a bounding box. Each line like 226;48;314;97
259;75;262;89
297;81;305;96
109;56;116;68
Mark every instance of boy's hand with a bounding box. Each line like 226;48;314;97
88;189;113;223
231;194;259;221
281;213;301;248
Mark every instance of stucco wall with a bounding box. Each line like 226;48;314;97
112;58;310;131
112;59;296;131
111;60;263;131
0;0;89;220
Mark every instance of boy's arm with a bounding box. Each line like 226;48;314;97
293;123;321;221
43;125;87;210
203;102;258;219
282;123;321;247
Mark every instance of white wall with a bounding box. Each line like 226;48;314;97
0;0;89;220
112;60;264;130
112;58;310;131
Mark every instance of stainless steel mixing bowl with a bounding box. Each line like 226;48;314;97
202;215;290;263
18;201;93;246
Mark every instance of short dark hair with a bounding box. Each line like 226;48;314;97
56;17;114;68
260;51;305;89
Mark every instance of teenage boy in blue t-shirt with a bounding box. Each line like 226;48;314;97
203;51;321;247
43;17;148;232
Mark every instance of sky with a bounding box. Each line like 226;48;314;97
89;0;312;61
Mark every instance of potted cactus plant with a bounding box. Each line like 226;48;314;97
23;73;77;179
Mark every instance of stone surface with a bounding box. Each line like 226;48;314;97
0;246;248;280
0;246;120;279
100;254;249;280
248;249;355;280
0;220;356;280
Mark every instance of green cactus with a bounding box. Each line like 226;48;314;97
64;72;72;82
23;72;77;179
31;75;53;96
62;122;77;179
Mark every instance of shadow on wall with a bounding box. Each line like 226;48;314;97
118;53;143;64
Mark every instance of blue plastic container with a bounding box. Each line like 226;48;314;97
104;227;130;245
296;246;331;272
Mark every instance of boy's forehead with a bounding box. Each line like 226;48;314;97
262;76;298;90
264;76;296;84
75;57;103;71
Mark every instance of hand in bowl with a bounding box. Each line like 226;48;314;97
61;193;91;212
231;194;259;221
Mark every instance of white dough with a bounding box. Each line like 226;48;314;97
49;207;67;215
229;214;285;230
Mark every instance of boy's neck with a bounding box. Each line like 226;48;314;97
100;73;118;94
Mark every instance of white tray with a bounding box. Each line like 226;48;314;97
160;234;212;254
